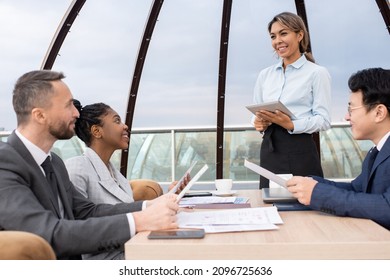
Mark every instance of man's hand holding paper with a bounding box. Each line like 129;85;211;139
285;176;318;205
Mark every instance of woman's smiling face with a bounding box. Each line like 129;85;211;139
98;108;129;150
269;21;303;65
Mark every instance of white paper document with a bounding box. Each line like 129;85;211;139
244;159;287;188
184;224;278;233
179;196;238;206
177;206;283;233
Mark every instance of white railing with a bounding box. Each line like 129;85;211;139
0;122;367;188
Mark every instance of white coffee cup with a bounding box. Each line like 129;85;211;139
215;179;233;193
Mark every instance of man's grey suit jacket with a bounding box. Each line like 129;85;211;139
0;131;143;259
310;136;390;230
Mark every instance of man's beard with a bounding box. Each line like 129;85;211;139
48;121;75;140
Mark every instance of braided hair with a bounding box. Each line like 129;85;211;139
73;100;111;146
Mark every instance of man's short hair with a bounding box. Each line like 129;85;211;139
348;68;390;112
12;70;65;125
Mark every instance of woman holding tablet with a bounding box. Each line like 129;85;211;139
252;12;331;188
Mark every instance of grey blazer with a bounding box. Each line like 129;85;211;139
65;147;134;205
65;147;135;259
0;131;143;259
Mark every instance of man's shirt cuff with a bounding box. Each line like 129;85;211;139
126;213;136;237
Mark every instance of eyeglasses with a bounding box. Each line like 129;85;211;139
347;105;365;116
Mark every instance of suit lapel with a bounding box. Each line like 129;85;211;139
365;137;390;192
8;131;62;217
84;148;134;203
111;163;134;199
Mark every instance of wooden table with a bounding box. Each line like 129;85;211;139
125;190;390;259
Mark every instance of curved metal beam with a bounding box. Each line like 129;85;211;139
41;0;86;70
376;0;390;34
294;0;312;53
120;0;165;176
216;0;233;179
294;0;320;156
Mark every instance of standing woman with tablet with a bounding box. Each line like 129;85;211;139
252;12;331;188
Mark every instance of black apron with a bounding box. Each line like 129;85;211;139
259;124;323;188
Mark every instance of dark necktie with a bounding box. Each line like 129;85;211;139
366;147;379;193
41;156;60;209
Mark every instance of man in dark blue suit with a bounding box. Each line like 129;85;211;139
286;68;390;230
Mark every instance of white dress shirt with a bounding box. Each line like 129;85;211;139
252;55;332;134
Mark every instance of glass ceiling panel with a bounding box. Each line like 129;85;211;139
0;0;71;130
52;0;153;121
134;0;223;128
0;0;389;131
305;0;390;122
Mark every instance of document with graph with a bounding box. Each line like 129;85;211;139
177;206;283;233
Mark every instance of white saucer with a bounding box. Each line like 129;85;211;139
212;190;237;197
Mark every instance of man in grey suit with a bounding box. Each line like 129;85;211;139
0;70;179;259
286;68;390;230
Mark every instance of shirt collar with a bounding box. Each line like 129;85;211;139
15;129;50;166
376;131;390;151
276;54;307;70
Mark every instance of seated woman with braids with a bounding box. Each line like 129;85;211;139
65;100;187;260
